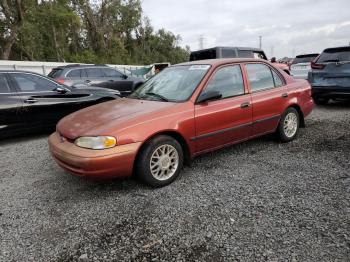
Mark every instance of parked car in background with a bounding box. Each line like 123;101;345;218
0;71;119;138
290;53;319;79
49;58;313;187
308;46;350;105
48;64;144;97
190;46;291;74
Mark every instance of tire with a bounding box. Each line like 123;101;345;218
277;107;300;143
135;135;184;187
313;96;329;105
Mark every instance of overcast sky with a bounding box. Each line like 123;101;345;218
142;0;350;58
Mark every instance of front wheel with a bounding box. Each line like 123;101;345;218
277;108;300;143
135;135;184;187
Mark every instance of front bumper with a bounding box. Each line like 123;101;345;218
312;86;350;99
49;132;142;179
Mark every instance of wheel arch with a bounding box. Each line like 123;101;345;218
288;104;305;127
134;130;192;171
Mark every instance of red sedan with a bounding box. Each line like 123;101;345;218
49;58;314;187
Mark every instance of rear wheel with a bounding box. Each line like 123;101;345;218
313;96;329;105
135;135;184;187
277;107;300;143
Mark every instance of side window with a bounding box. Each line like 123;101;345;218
272;70;284;87
0;74;11;93
67;69;83;77
102;68;123;77
245;63;275;92
204;65;245;99
86;68;104;77
12;73;57;92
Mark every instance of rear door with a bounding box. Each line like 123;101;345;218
244;63;288;136
0;73;24;136
99;67;133;96
194;64;252;153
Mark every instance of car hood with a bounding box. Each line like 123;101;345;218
57;98;178;140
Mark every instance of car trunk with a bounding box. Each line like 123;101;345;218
311;62;350;87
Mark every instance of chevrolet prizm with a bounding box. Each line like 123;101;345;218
49;58;314;187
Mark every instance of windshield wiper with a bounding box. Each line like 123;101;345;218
145;92;169;102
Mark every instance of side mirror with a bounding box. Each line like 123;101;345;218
122;74;128;79
196;90;222;104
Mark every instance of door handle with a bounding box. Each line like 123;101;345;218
24;98;38;104
282;93;289;98
240;102;250;109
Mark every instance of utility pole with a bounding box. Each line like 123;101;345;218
199;35;204;49
259;36;262;49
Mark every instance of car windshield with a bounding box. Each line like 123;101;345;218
129;65;210;102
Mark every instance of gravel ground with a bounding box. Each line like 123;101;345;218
0;102;349;262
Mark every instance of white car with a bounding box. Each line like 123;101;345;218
290;54;319;79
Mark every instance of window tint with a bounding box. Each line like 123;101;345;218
318;48;350;62
0;74;11;93
272;70;283;87
238;50;253;58
67;69;83;77
86;68;104;77
48;68;63;78
221;49;237;58
190;49;217;61
245;63;275;92
102;68;123;77
292;55;318;64
12;73;57;92
204;65;244;99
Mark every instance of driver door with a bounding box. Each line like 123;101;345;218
194;64;252;153
8;72;79;129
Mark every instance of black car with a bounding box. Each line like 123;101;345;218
48;64;145;97
0;71;119;138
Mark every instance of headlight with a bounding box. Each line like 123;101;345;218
75;136;117;150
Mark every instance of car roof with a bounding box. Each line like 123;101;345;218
323;46;350;52
295;53;319;58
191;46;264;53
176;58;267;67
0;70;44;75
52;64;109;70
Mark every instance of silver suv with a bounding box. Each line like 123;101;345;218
48;65;144;97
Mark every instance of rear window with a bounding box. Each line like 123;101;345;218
317;47;350;63
190;49;217;61
292;54;319;64
48;68;63;78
